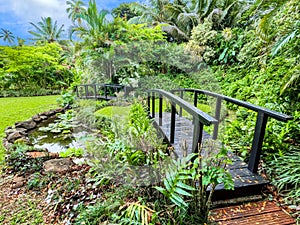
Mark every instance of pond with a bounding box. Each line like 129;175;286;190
28;111;94;154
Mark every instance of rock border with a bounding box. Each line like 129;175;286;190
2;107;67;150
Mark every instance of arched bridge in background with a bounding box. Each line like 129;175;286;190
76;84;293;201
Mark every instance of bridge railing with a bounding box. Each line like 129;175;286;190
147;89;218;154
171;88;293;173
76;84;127;100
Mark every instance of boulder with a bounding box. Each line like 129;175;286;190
15;120;37;130
54;108;64;113
5;128;16;136
32;115;42;123
43;110;56;117
2;138;12;149
43;158;75;173
7;131;23;142
40;115;48;120
11;176;26;189
26;151;59;158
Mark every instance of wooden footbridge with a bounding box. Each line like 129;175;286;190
76;84;293;201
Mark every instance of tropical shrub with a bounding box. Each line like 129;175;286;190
156;140;234;223
0;43;73;94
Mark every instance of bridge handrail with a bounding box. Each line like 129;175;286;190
76;83;126;100
147;89;218;155
173;89;292;122
148;89;217;126
171;88;293;173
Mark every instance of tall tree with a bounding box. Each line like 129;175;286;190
70;0;112;47
66;0;86;24
129;0;171;24
112;3;138;20
0;28;15;45
128;0;189;41
28;17;64;43
165;0;240;36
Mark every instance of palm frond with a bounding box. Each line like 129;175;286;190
281;68;300;94
272;30;298;57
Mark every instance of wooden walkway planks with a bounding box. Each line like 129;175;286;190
153;112;268;200
210;201;296;225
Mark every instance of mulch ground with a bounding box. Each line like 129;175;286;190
210;201;296;225
0;166;298;225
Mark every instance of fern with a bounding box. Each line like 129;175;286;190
119;201;155;225
155;153;196;209
155;140;234;223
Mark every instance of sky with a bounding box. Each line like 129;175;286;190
0;0;136;45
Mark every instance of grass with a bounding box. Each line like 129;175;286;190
95;105;131;121
0;95;59;163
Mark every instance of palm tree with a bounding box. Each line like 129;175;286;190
70;0;112;47
254;0;289;41
0;28;15;45
28;17;64;43
165;0;240;36
66;0;86;24
129;0;171;24
128;0;190;41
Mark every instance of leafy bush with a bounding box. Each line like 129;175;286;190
5;144;48;175
0;43;73;92
57;92;76;107
267;146;300;205
59;147;84;158
156;140;234;223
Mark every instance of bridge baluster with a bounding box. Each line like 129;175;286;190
248;112;269;173
213;97;222;140
170;102;176;144
151;94;155;118
159;94;163;126
194;91;198;107
179;91;183;117
192;118;203;153
85;85;88;99
147;92;151;115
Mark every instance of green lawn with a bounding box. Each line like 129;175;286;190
0;95;59;163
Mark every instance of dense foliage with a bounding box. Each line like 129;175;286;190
0;0;299;223
0;43;73;96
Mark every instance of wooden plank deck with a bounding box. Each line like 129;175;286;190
153;112;269;200
210;201;296;224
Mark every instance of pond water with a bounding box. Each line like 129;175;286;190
28;115;94;154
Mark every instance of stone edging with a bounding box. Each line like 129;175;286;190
2;107;67;150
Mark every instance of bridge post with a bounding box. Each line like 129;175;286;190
147;93;151;115
152;94;155;118
93;84;96;98
170;102;176;144
104;85;108;99
179;91;183;117
194;91;198;107
76;86;79;98
213;97;222;140
248;112;269;173
192;118;203;153
159;94;163;126
85;85;88;99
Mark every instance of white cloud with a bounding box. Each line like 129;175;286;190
11;0;70;25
